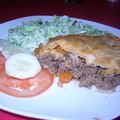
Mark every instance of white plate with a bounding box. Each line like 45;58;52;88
0;16;120;120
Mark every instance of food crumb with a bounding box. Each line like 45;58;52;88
57;81;63;88
93;117;101;120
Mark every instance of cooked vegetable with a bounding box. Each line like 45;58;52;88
59;71;73;83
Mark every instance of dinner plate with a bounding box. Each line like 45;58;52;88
0;16;120;120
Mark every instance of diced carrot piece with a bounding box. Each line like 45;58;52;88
59;71;72;83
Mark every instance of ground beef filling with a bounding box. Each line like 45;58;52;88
38;52;120;91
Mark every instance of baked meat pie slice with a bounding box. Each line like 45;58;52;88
34;34;120;92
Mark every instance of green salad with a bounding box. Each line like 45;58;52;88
8;16;107;52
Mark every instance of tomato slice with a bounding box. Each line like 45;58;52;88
0;53;54;97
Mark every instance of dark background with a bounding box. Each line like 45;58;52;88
0;0;120;28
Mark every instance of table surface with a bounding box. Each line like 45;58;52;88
0;0;120;120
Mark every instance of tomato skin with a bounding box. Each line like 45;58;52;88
0;53;54;97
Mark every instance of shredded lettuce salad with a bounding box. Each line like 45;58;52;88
8;16;107;52
0;39;31;58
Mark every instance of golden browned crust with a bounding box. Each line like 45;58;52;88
34;34;120;74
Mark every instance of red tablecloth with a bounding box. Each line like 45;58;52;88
0;0;120;120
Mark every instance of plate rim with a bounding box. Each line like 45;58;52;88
0;15;120;120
